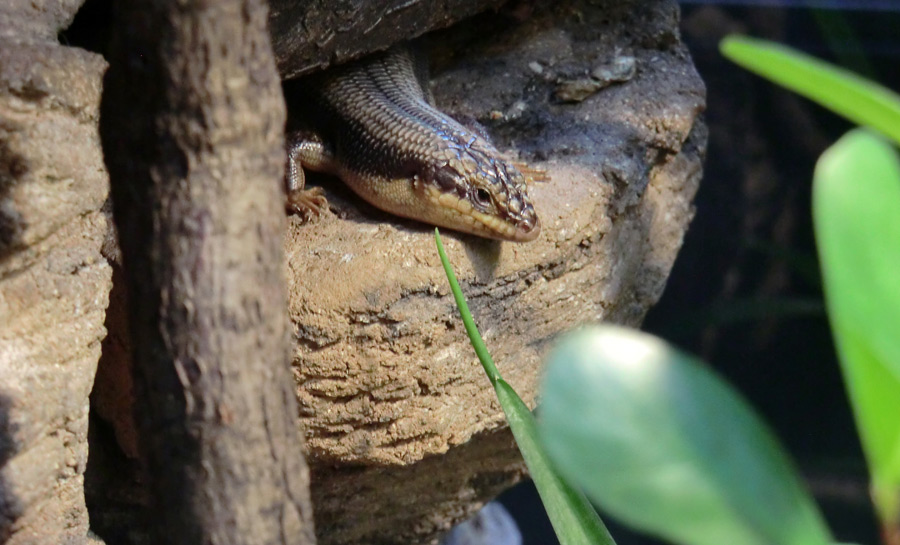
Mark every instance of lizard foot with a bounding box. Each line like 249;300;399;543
286;186;328;222
513;161;551;184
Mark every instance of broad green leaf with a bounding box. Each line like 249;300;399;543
720;35;900;146
538;326;832;545
813;129;900;526
434;229;616;545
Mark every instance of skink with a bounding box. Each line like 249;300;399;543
285;45;543;242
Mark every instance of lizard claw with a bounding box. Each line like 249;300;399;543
286;187;329;222
513;161;550;184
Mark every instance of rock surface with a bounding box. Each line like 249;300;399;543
271;0;510;79
0;1;111;544
282;0;706;542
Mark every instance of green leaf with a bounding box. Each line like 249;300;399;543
813;129;900;526
435;229;501;384
538;326;832;545
434;229;616;545
496;379;617;545
720;35;900;146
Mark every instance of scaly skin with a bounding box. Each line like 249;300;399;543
285;45;543;242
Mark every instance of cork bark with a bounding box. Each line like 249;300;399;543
279;0;707;542
99;1;315;543
0;1;110;543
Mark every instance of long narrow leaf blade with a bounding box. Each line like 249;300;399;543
720;35;900;146
434;229;615;545
813;129;900;528
435;229;500;383
497;379;617;545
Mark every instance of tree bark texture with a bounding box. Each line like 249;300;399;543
99;1;315;544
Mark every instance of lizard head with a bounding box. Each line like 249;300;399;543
416;151;541;242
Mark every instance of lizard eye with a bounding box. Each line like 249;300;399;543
473;188;491;207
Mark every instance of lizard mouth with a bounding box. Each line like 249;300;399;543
424;186;540;242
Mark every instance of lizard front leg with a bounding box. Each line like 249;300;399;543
285;130;333;221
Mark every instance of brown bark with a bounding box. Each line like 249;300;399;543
1;1;110;544
280;1;706;542
99;0;315;543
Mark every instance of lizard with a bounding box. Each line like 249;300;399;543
284;45;544;242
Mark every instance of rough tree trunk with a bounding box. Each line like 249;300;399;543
99;1;315;543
